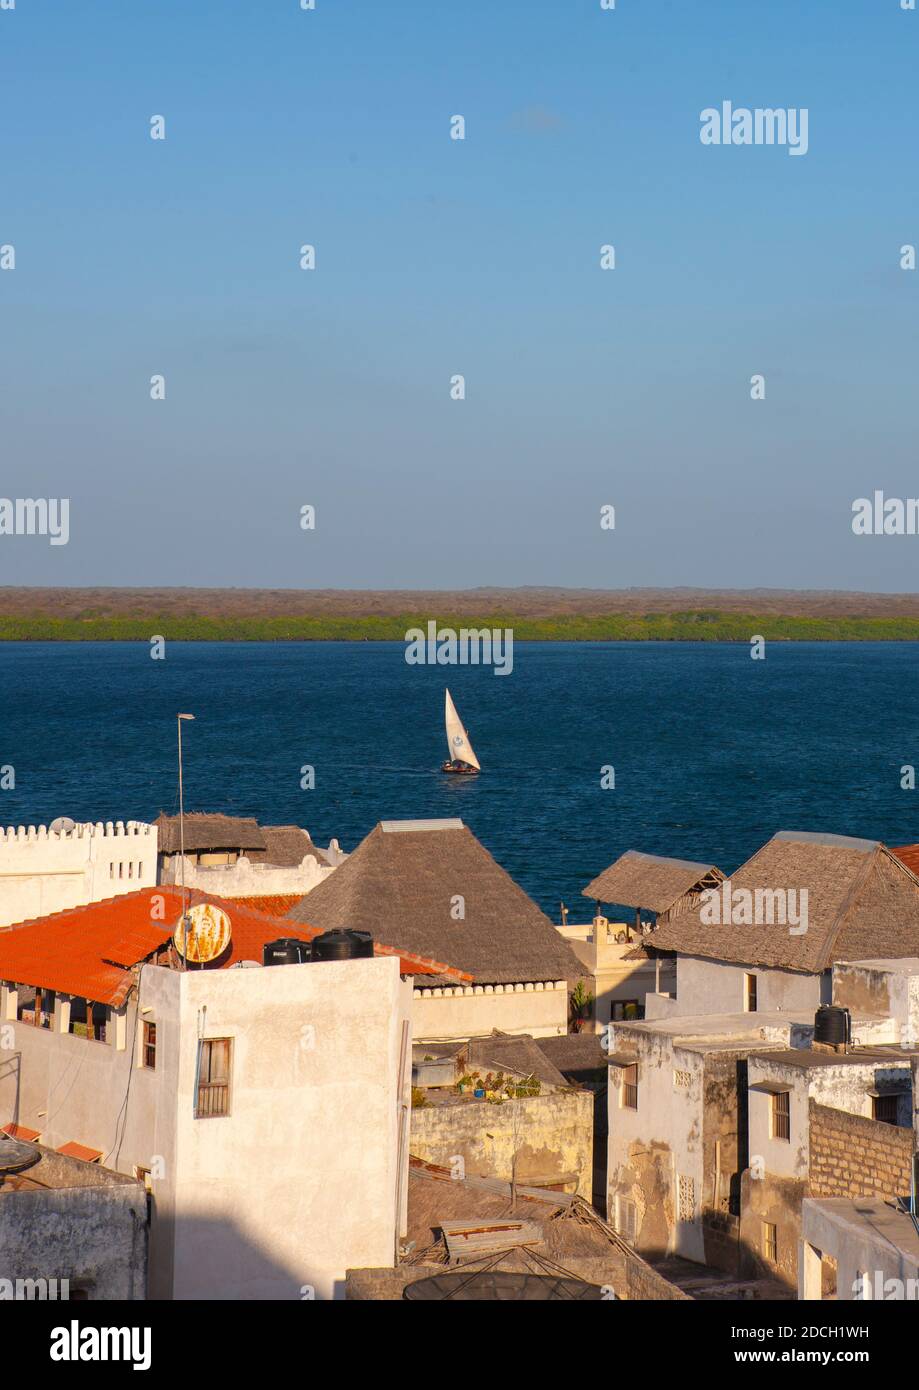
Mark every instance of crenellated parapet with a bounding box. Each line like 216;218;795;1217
0;821;155;842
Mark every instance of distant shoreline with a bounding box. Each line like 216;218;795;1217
3;587;919;640
4;613;919;641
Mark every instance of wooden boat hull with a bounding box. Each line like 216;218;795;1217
441;761;479;775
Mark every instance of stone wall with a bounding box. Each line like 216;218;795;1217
410;1089;593;1198
0;1147;147;1299
808;1101;914;1200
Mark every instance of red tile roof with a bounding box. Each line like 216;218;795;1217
0;886;471;1007
56;1142;102;1163
2;1123;40;1142
893;845;919;876
224;895;303;917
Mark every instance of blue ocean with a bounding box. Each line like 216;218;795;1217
2;641;918;918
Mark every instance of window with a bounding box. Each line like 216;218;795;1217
195;1038;232;1118
744;973;758;1012
611;1000;642;1022
142;1021;157;1070
762;1221;777;1263
620;1064;638;1110
615;1197;637;1243
677;1174;695;1223
872;1093;900;1126
771;1090;791;1141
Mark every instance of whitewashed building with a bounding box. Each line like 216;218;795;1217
0;886;413;1300
0;820;156;927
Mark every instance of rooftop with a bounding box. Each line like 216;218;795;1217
286;819;582;986
0;885;470;1007
155;814;328;866
647;830;919;973
803;1197;919;1266
582;850;723;914
751;1046;918;1071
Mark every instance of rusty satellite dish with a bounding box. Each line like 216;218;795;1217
173;902;232;964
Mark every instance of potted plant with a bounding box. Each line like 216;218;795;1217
569;981;595;1033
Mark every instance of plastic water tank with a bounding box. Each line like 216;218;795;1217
262;938;311;967
814;1004;850;1046
310;928;374;961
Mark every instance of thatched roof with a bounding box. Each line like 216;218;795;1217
534;1033;609;1085
286;819;582;985
648;830;919;972
582;850;724;915
248;825;323;866
156;815;324;866
155;813;265;854
463;1032;570;1088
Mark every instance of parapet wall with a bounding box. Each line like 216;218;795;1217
412;979;568;1042
0;820;157;926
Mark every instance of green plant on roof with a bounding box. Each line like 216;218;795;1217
570;981;594;1020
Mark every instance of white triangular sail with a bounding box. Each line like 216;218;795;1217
444;689;481;770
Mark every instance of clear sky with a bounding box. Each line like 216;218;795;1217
1;0;916;590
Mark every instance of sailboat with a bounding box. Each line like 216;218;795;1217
441;689;481;775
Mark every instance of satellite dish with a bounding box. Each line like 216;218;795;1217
49;817;76;836
173;903;232;964
230;959;262;969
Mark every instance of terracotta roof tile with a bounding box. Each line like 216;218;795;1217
56;1142;102;1163
0;885;470;1006
2;1123;40;1142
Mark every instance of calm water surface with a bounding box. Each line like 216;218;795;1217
2;641;918;917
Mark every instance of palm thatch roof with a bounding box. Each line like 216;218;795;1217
648;830;919;972
248;826;324;866
155;813;265;854
286;819;582;985
582;850;724;916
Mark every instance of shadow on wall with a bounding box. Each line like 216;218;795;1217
156;1213;352;1301
0;1052;22;1129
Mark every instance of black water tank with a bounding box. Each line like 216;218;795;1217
814;1004;850;1045
311;928;374;961
263;937;311;967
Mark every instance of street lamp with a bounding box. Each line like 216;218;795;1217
177;714;195;967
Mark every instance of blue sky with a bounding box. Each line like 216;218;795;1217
1;0;917;590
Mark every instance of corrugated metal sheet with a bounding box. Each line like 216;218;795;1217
441;1218;542;1263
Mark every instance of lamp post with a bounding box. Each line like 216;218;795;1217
177;714;195;968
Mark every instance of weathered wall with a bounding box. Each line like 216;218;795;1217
0;1148;147;1299
409;1089;593;1197
0;821;156;927
808;1102;914;1200
833;960;919;1047
739;1169;805;1290
411;979;567;1042
345;1249;691;1301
